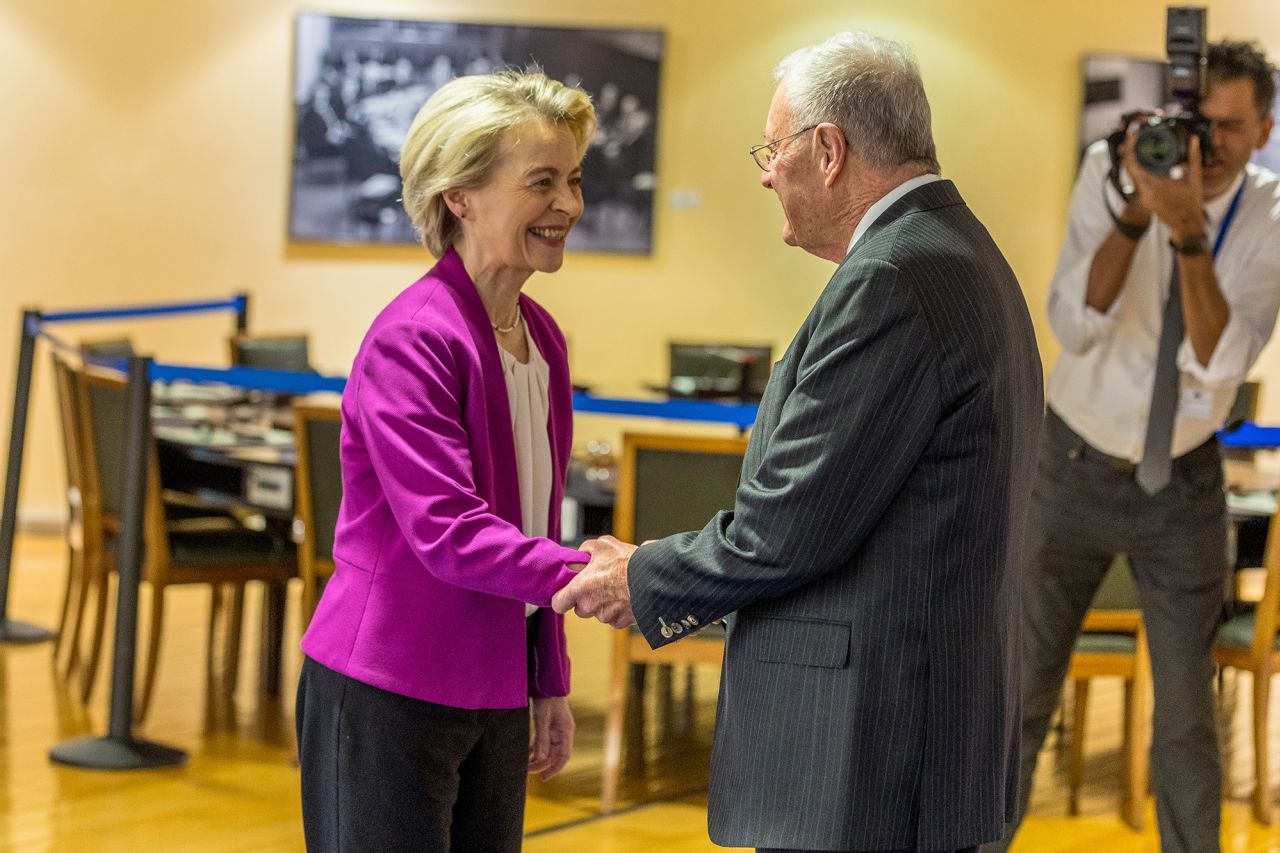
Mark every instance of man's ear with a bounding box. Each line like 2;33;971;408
443;187;468;219
1256;114;1275;151
815;123;847;188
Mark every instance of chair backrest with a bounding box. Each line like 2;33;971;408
614;432;749;544
51;351;84;499
1248;502;1280;662
293;401;342;623
1226;380;1262;429
1090;554;1141;610
293;402;342;562
1080;553;1144;635
229;334;313;372
80;338;135;362
75;363;168;567
1223;380;1263;462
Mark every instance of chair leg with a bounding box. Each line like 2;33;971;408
679;665;696;737
1254;669;1274;825
656;663;674;738
1119;677;1147;830
133;582;166;726
55;542;86;682
207;583;224;692
1069;678;1089;816
223;583;245;701
601;631;630;814
1122;632;1152;831
625;663;647;768
259;581;286;696
77;560;112;705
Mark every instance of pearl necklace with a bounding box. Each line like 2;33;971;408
491;304;522;334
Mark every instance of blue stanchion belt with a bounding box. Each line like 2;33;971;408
1219;421;1280;448
37;295;246;325
26;296;760;422
147;362;346;396
571;391;758;428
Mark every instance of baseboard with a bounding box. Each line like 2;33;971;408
16;507;67;536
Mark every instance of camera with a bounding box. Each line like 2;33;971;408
1107;7;1213;188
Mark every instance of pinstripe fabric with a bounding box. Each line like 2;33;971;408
627;181;1043;850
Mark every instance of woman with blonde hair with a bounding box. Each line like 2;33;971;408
296;71;595;852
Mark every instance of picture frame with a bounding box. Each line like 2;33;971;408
289;13;664;253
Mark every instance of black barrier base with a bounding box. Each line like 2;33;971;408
0;617;54;643
49;736;187;770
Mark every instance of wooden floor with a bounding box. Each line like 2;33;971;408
4;533;1280;851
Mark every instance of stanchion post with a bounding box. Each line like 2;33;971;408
0;310;56;643
105;355;151;739
235;292;250;334
49;355;186;769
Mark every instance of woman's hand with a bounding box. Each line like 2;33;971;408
528;696;574;781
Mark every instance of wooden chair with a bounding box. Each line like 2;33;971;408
228;333;313;373
292;401;342;627
51;340;133;683
50;351;92;681
600;431;747;814
1066;555;1151;830
74;363;297;722
1215;501;1280;824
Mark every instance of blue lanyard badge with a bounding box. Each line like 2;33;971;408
1212;179;1246;259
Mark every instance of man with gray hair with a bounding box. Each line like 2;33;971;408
554;31;1042;852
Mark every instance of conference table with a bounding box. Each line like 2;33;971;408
151;385;298;696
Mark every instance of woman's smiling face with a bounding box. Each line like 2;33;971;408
451;122;585;277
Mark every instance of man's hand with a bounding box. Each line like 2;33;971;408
1124;133;1206;241
528;696;574;781
550;536;638;628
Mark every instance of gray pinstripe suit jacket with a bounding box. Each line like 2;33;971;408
628;180;1043;851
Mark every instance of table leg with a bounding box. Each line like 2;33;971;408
259;581;287;696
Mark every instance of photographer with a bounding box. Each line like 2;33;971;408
995;40;1280;852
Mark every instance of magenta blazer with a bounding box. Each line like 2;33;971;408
301;249;589;709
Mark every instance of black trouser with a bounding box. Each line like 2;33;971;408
296;656;529;852
984;410;1226;853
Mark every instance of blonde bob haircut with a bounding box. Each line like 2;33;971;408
400;71;597;257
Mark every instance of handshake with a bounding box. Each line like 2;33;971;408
550;535;640;629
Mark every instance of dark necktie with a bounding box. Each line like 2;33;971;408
1135;256;1183;495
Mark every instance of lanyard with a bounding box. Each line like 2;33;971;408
1212;178;1246;259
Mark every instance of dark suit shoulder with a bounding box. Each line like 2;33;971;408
812;252;938;366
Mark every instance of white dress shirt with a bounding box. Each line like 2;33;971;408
1047;140;1280;460
498;321;553;616
846;172;943;255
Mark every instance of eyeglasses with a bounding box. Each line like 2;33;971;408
749;125;818;170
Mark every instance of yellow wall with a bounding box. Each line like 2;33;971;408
3;0;1280;519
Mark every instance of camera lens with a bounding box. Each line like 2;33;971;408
1135;122;1183;175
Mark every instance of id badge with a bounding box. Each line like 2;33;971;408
1178;387;1213;420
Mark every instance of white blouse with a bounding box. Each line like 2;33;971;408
498;322;553;617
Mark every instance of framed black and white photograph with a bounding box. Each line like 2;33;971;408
1081;53;1280;172
289;13;664;253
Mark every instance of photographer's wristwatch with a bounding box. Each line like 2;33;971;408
1170;233;1210;256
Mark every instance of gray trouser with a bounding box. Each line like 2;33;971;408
985;410;1225;853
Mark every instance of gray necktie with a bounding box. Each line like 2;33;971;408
1135;257;1183;495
